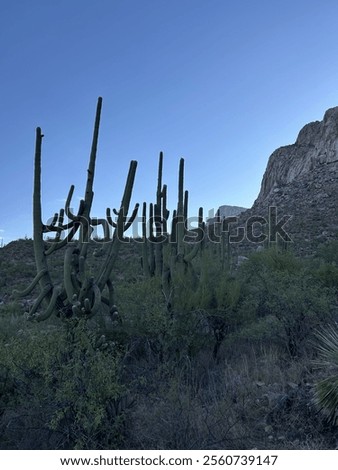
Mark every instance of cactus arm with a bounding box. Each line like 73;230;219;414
199;207;206;251
148;203;155;241
56;208;74;231
183;207;205;263
154;154;163;275
170;209;177;244
63;246;78;302
78;276;90;303
27;284;53;318
76;97;102;245
106;208;117;228
44;223;79;255
42;212;58;232
148;203;156;275
83;97;102;211
120;160;138;213
157;151;163;200
43;209;74;236
142;202;148;240
89;283;102;316
154;152;163;265
177;159;184;218
97;160;138;290
97;238;119;292
34;286;61;322
141;202;151;277
91;218;111;241
64;185;77;221
162;184;169;234
183;189;188;226
78;284;101;318
176;158;185;257
110;203;139;233
32;128;55;298
123;203;139;231
82;298;91;315
43;208;78;255
108;203;139;233
71;295;82;316
78;247;88;282
106;279;115;308
13;269;48;297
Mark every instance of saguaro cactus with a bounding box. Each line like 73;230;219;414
14;98;138;322
170;158;205;269
141;152;170;278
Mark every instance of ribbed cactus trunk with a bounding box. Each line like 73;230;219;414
154;152;164;276
176;158;185;258
32;127;60;314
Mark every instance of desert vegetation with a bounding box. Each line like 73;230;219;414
1;99;338;449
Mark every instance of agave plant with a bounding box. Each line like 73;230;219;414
313;323;338;425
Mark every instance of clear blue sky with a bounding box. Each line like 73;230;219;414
2;0;338;243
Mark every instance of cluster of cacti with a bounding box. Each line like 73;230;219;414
141;154;206;309
15;97;231;322
14;98;138;321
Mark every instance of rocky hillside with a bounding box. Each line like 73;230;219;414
234;107;338;255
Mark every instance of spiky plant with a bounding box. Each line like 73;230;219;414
14;98;139;322
313;323;338;425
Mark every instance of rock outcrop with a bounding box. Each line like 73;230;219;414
256;107;338;204
232;107;338;256
207;205;247;225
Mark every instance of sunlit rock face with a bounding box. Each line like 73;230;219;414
229;106;338;256
207;205;247;225
256;106;338;205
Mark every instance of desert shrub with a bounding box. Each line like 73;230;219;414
265;271;333;357
161;250;246;360
0;320;127;449
313;262;338;289
114;277;171;363
236;249;336;356
116;277;166;337
316;240;338;265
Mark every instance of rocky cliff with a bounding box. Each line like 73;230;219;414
256;107;338;204
234;107;338;255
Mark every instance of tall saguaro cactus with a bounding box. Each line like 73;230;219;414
170;158;205;269
15;98;138;322
141;152;170;278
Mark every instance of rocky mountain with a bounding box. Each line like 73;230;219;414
233;106;338;255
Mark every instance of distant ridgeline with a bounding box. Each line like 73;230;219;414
214;106;338;255
206;205;247;226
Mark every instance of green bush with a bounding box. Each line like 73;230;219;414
0;320;127;449
236;249;335;356
313;263;338;289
